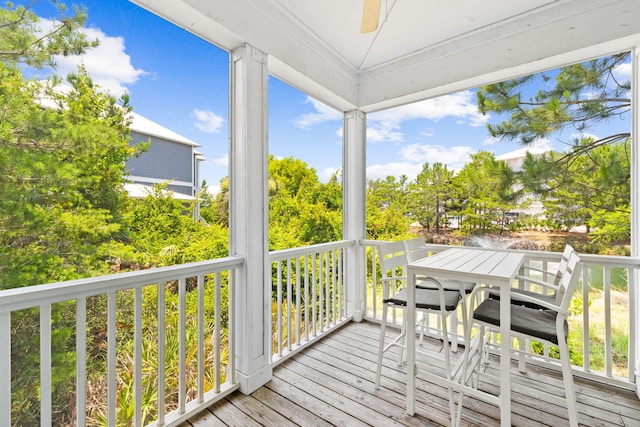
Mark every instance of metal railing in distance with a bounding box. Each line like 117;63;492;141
269;240;354;364
0;256;243;427
361;240;640;389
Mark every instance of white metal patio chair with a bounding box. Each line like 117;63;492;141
374;240;463;424
461;250;582;427
489;244;575;309
403;237;475;350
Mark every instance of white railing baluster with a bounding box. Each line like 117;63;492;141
629;267;637;382
0;312;10;427
286;259;292;351
40;304;51;427
295;256;301;346
312;253;317;337
227;268;236;385
304;255;309;342
604;266;612;377
134;288;142;427
276;261;282;357
338;249;346;320
197;273;205;403
325;251;330;329
157;283;165;426
76;299;86;427
107;292;116;427
178;277;186;414
214;272;221;393
583;266;591;372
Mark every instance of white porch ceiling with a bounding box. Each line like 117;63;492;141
132;0;640;112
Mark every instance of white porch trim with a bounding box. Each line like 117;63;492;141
342;110;367;322
229;43;272;394
632;45;640;398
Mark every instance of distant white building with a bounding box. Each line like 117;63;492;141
495;146;549;215
125;112;205;201
495;146;548;172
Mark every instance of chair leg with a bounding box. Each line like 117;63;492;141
375;304;389;390
439;310;457;426
559;340;579;427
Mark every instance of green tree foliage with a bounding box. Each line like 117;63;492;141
520;138;630;241
268;156;342;249
452;151;516;232
0;64;141;289
477;53;631;241
366;175;412;240
0;0;98;68
407;162;454;233
477;52;630;158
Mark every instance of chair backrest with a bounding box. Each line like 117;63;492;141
377;241;409;299
377;241;408;279
403;237;429;262
557;250;582;310
552;244;575;286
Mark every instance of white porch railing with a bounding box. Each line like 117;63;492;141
269;240;355;365
0;256;243;427
361;240;640;390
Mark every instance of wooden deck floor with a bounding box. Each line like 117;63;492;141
183;321;640;426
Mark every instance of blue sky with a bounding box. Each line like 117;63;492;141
29;0;631;193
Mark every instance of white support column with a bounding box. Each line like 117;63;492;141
343;110;367;322
631;46;640;398
229;43;272;394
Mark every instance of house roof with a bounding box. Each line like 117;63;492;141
128;111;200;147
132;0;640;113
124;182;196;201
495;147;549;162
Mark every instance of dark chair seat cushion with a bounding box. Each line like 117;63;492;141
384;288;461;312
488;288;556;309
472;298;567;345
417;278;475;294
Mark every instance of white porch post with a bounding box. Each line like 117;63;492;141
343;110;367;322
632;45;640;398
229;43;272;393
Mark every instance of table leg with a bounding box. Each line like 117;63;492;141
499;283;511;426
406;270;415;415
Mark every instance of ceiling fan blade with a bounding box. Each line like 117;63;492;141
360;0;382;34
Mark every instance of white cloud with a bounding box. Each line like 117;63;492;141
483;136;500;146
319;167;340;182
614;62;631;82
40;20;145;97
366;162;424;181
212;154;229;166
365;91;489;143
399;143;475;171
193;109;225;133
294;97;342;128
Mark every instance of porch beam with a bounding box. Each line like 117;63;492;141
343;110;367;321
229;43;272;393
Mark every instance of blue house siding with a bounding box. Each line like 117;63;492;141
127;131;193;183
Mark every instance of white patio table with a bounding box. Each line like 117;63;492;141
406;247;525;427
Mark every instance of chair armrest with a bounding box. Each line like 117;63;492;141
501;292;570;316
515;275;560;293
469;285;569;316
521;265;557;276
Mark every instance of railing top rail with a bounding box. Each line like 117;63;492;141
0;255;244;313
360;239;640;268
269;240;355;261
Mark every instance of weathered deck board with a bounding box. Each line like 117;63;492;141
186;320;640;427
